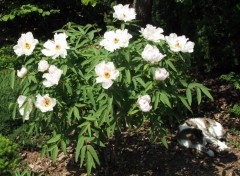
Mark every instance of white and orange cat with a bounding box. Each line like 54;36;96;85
177;118;229;157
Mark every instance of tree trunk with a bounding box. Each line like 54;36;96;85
133;0;153;26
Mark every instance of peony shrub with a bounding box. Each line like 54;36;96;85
10;4;213;175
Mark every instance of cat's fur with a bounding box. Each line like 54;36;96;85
177;118;229;157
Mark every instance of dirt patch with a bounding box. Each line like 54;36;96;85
18;75;240;176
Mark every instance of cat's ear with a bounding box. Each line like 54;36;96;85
203;118;211;128
186;120;197;128
194;129;203;136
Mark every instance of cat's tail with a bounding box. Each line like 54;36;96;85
194;144;215;157
178;139;215;157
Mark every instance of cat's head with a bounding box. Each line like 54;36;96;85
207;120;227;140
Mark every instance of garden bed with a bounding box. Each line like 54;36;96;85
18;74;240;176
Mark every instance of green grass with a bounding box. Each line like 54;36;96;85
228;128;240;148
0;69;23;138
0;69;20;121
0;69;47;150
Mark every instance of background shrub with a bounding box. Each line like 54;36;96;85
152;0;240;72
0;46;18;70
220;72;240;116
0;70;20;135
0;134;20;174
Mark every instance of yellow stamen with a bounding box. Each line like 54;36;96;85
113;38;119;44
24;43;31;50
55;45;61;50
174;42;182;49
42;98;51;107
104;71;111;79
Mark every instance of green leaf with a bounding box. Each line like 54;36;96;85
128;109;139;115
87;88;96;109
40;145;47;158
83;115;96;121
47;134;61;144
135;77;146;88
161;136;168;149
61;65;68;75
80;146;87;167
196;87;202;105
124;50;130;62
179;96;192;112
188;82;202;89
87;124;92;137
75;137;84;162
81;0;90;5
80;124;90;135
78;121;90;128
28;75;38;83
11;70;15;89
154;91;160;110
91;138;105;147
166;60;177;72
180;80;188;87
87;145;100;165
186;88;192;105
67;107;73;122
52;145;59;162
61;140;67;155
87;151;94;175
12;104;17;120
107;96;113;112
125;69;131;84
65;83;73;95
199;85;214;100
73;106;80;120
160;93;171;108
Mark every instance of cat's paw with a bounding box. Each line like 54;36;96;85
218;142;229;151
207;150;215;157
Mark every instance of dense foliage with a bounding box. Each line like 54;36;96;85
9;4;214;174
0;134;20;174
152;0;240;72
0;0;239;174
220;72;240;116
1;0;239;72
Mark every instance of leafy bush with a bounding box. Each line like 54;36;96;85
152;0;240;72
0;46;18;69
10;4;213;175
0;4;60;22
0;70;38;151
220;72;240;116
220;72;240;91
229;104;240;116
0;135;20;175
14;167;43;176
0;70;20;134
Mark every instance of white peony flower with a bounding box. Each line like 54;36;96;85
95;61;119;89
113;4;136;22
13;32;39;56
165;33;194;53
41;33;70;59
17;67;28;78
38;60;49;72
155;68;169;81
142;44;166;64
35;94;56;112
99;29;132;52
17;95;33;120
137;95;152;112
140;24;165;42
42;65;63;87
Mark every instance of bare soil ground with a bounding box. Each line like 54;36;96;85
19;74;240;176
